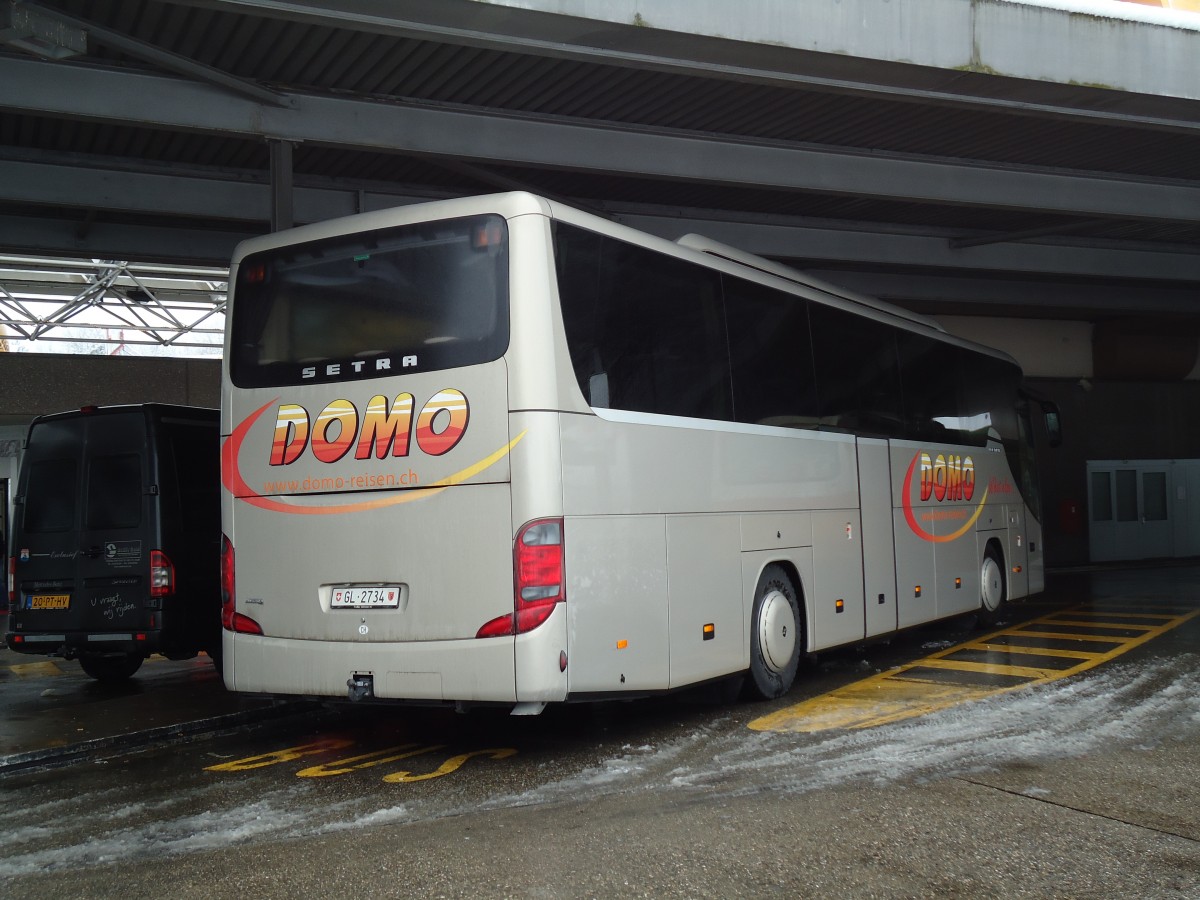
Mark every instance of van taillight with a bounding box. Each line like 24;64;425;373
6;556;13;611
476;518;565;638
150;550;175;598
221;535;262;635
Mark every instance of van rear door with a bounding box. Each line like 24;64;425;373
13;410;154;642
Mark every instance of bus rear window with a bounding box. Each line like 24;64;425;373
229;215;509;387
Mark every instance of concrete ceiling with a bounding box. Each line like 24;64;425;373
1;0;1198;329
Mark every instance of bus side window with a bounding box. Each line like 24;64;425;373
555;223;731;421
810;304;904;438
723;274;819;428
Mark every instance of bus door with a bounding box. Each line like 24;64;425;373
857;438;898;638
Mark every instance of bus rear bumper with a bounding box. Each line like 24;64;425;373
225;606;569;705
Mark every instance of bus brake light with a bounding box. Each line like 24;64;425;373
476;518;565;638
221;535;263;635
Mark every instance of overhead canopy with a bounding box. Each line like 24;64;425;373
1;0;1197;328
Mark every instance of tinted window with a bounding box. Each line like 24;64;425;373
555;224;731;420
165;422;220;535
230;215;509;387
554;222;1023;447
724;275;819;427
896;331;969;443
86;454;142;529
24;459;77;533
809;304;904;437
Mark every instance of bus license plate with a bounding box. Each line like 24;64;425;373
331;586;401;609
29;594;71;610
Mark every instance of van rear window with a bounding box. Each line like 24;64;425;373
24;459;77;533
87;454;142;529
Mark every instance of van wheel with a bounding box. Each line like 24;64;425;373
746;564;801;700
978;544;1007;627
79;653;143;682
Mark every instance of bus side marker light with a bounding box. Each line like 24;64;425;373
914;585;922;598
559;651;567;672
703;624;715;641
835;599;844;614
955;578;962;589
616;639;628;650
1013;565;1023;574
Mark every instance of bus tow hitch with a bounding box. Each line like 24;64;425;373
347;672;374;702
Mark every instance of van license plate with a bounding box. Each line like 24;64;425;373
331;586;401;609
29;594;71;610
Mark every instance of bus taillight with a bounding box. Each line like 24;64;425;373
150;550;175;598
477;518;565;638
221;534;262;635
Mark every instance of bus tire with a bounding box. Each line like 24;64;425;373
746;564;801;700
978;543;1007;627
79;652;143;682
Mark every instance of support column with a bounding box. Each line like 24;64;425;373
270;139;294;232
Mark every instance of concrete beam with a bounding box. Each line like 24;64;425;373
3;57;1198;224
191;0;1200;126
617;212;1200;284
806;270;1200;316
5;157;1199;283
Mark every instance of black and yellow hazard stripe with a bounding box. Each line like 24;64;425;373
749;602;1200;733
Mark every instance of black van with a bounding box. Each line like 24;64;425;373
5;404;221;681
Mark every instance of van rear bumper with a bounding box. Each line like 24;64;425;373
5;630;160;657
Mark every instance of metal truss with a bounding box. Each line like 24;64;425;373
0;255;227;353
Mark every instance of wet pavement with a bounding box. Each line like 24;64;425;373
0;645;301;773
0;564;1197;897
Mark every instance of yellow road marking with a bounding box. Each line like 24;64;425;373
8;661;64;678
1012;629;1131;643
973;642;1103;661
749;604;1200;733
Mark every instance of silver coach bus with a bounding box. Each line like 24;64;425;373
219;192;1050;712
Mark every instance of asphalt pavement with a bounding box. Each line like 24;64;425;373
1;564;1198;898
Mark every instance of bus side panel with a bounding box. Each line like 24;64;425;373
565;514;669;693
933;510;982;618
808;509;865;651
666;515;743;689
894;512;937;629
859;439;899;639
1025;506;1045;596
1006;503;1031;601
560;412;857;692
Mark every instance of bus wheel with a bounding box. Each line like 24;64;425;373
79;653;143;682
978;544;1007;627
747;564;801;700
